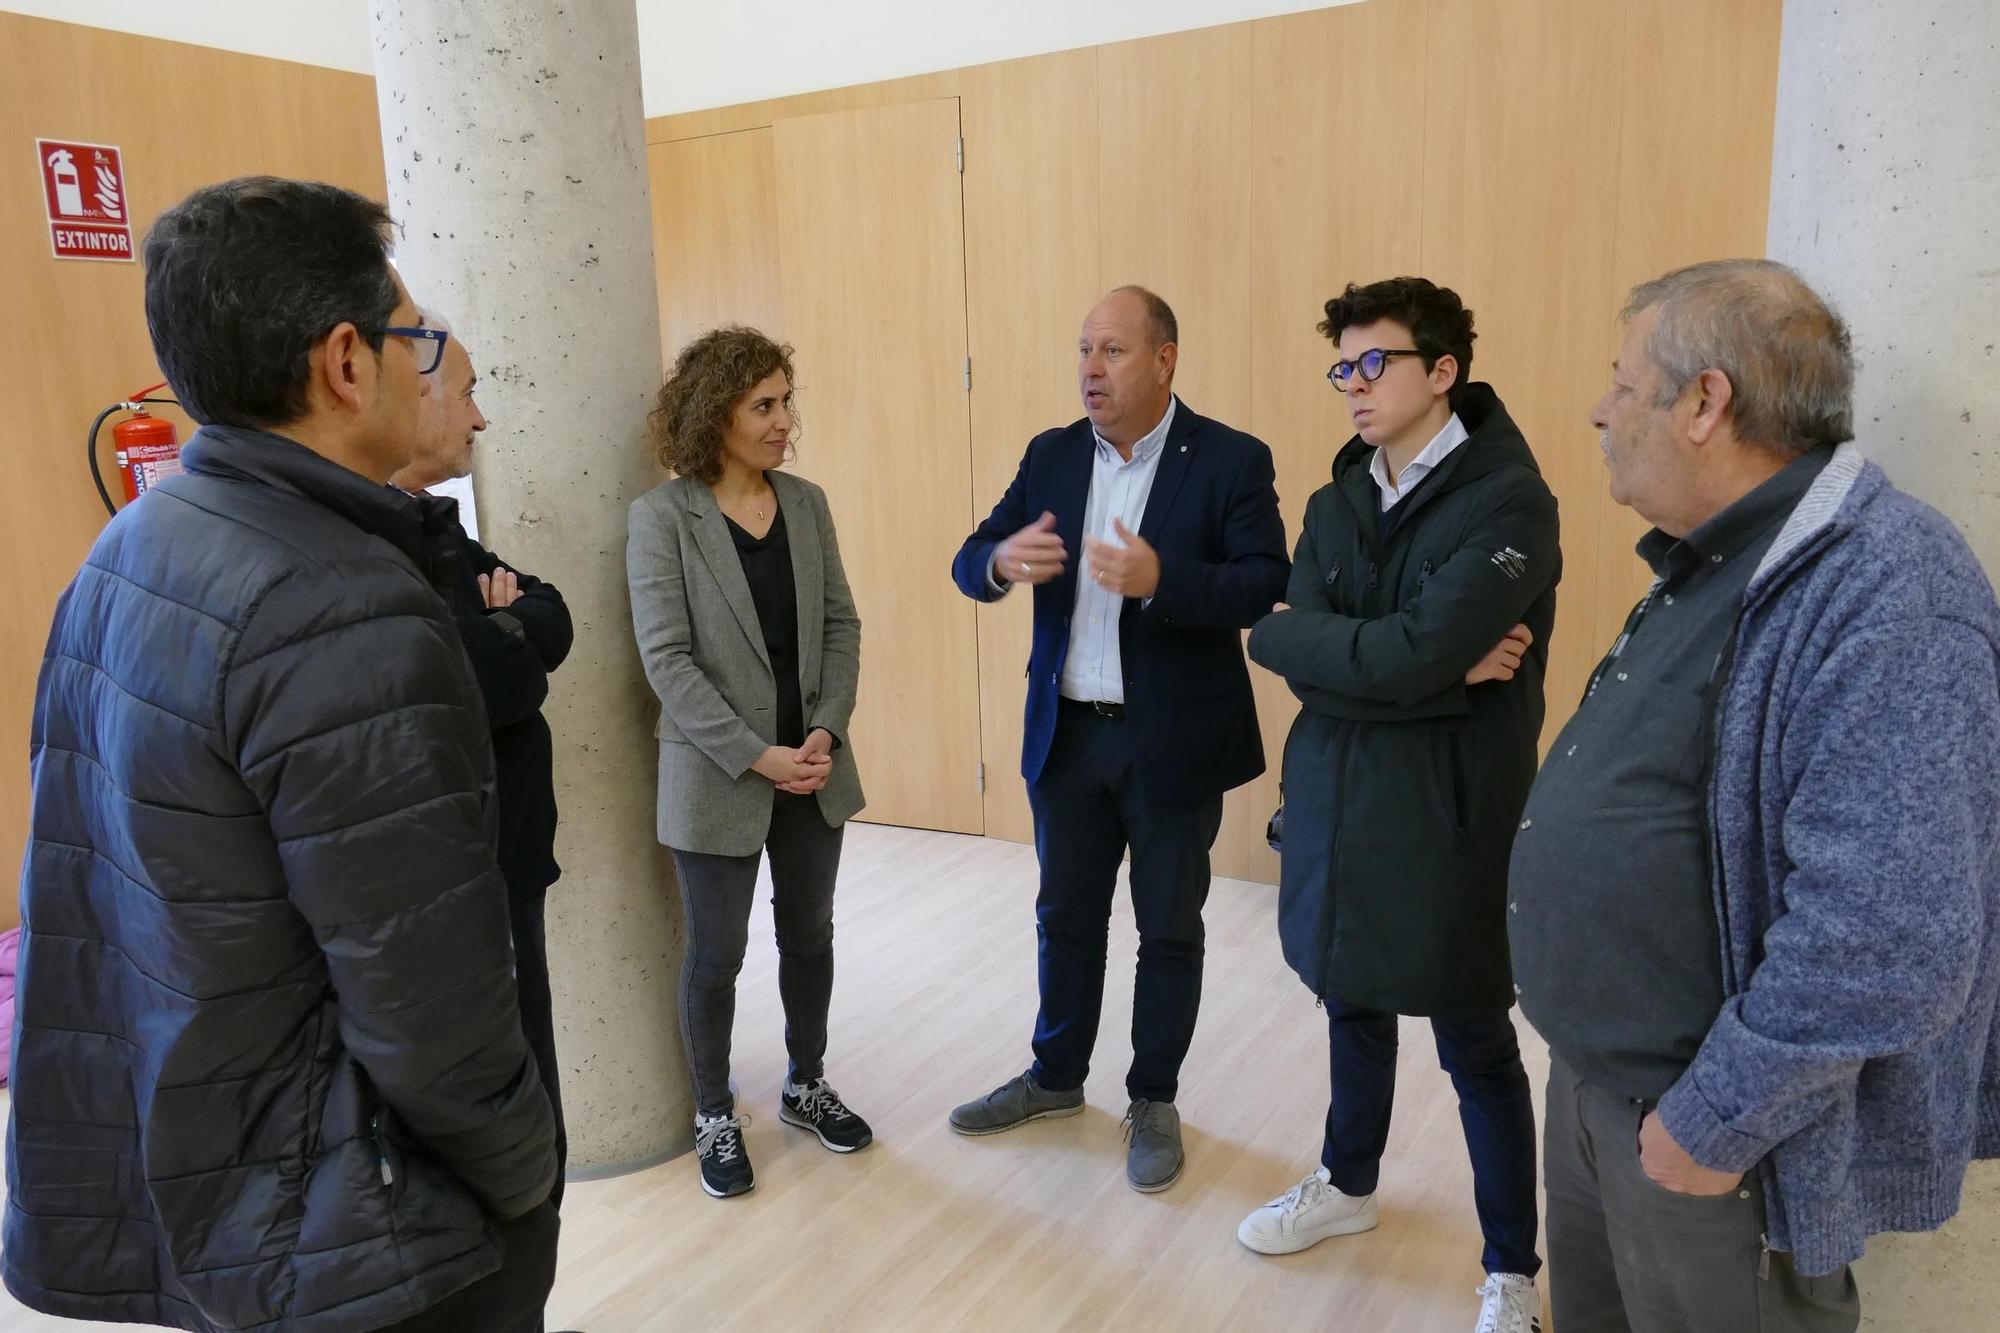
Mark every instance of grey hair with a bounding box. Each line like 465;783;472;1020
1621;259;1854;456
1108;284;1179;348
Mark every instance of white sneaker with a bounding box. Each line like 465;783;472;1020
1236;1165;1380;1255
1474;1273;1541;1333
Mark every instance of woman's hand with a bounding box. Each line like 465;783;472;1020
753;746;827;788
773;729;836;795
756;732;835;794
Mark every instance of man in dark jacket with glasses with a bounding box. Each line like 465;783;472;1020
1244;277;1560;1333
5;177;558;1333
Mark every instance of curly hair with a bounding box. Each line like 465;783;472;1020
1318;277;1478;412
648;326;798;482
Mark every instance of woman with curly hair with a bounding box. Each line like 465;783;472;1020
626;326;871;1199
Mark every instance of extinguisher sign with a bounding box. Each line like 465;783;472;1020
36;138;134;263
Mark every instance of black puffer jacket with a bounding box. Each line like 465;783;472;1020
5;425;557;1332
1248;385;1561;1016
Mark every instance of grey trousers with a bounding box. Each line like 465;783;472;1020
1544;1057;1860;1332
669;793;843;1118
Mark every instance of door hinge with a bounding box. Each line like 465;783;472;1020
977;760;986;793
956;134;964;174
964;356;972;392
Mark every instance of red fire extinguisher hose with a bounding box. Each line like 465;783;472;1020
87;382;178;518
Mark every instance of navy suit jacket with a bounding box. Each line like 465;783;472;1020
952;402;1289;807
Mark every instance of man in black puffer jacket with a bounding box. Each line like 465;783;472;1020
5;178;558;1332
1244;279;1561;1333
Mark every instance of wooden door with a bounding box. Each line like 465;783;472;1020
772;99;986;835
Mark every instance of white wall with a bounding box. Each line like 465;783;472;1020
0;1;372;74
1765;0;2000;573
3;0;1363;116
633;0;1365;115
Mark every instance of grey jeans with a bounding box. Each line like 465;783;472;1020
1544;1057;1861;1332
669;792;843;1118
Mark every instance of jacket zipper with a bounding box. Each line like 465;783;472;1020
1313;723;1354;1004
370;1115;394;1187
1447;728;1469;835
1707;519;1845;1263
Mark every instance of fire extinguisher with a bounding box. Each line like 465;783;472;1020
87;382;182;517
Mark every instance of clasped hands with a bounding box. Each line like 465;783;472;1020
753;728;835;794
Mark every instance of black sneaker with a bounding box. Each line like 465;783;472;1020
694;1113;754;1198
780;1079;874;1153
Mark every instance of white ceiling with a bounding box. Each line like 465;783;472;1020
2;0;1363;118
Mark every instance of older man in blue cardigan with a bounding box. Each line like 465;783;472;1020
1510;259;2000;1332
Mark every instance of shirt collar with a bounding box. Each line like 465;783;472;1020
1092;395;1177;464
1637;446;1836;579
1370;411;1468;501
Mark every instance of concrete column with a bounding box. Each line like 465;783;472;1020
1766;0;2000;1323
368;0;690;1173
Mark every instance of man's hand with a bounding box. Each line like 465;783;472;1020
994;512;1067;586
776;729;836;794
1082;518;1161;599
1466;624;1533;685
479;569;523;609
1638;1110;1743;1196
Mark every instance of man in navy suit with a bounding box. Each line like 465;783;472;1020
947;286;1289;1192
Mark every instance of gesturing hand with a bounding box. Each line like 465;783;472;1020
1082;518;1161;599
995;511;1067;586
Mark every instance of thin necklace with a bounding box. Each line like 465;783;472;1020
721;481;771;523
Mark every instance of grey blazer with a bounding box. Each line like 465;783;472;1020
627;471;865;856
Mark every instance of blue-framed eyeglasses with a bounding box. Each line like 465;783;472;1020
1327;347;1425;389
381;325;449;374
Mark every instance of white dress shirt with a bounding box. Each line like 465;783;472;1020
989;396;1178;705
1370;412;1468;511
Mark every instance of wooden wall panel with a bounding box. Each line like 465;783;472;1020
645;0;1785;885
1096;25;1257;426
648;130;785;368
960;49;1103;846
772;99;987;835
1096;24;1275;880
1;2;1787;915
648;71;963;144
1233;0;1434;886
1601;0;1787;649
1420;0;1627;724
0;14;386;926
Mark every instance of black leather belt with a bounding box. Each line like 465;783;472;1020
1062;698;1126;719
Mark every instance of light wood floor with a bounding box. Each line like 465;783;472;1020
0;823;1553;1332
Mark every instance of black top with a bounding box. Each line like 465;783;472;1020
433;525;572;900
724;500;806;749
1509;447;1833;1099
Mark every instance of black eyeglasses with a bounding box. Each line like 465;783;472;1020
381;324;449;374
1327;347;1425;389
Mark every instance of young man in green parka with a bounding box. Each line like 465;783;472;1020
1243;277;1562;1333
